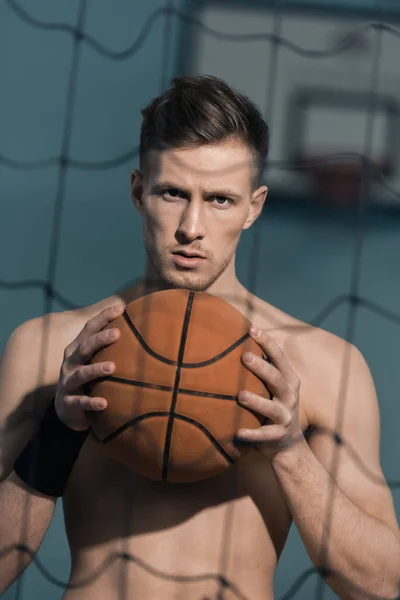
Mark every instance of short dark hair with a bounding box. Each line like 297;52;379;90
139;74;269;188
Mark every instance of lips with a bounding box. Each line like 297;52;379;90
173;251;205;259
172;252;205;269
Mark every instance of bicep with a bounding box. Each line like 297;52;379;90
307;344;399;534
0;318;56;480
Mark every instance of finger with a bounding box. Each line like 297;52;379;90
64;394;108;411
66;304;125;356
70;328;121;365
242;352;289;399
66;361;115;392
238;390;287;424
81;304;125;338
249;327;300;389
236;423;284;443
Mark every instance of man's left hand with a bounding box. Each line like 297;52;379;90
236;325;305;458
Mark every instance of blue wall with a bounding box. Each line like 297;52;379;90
1;1;399;599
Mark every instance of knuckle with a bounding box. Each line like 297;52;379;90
100;308;112;322
65;374;76;392
86;363;101;380
59;377;68;394
107;304;123;317
244;391;255;404
269;405;278;421
284;414;293;428
100;329;112;342
80;396;90;409
68;368;83;390
77;341;90;360
269;429;281;442
60;362;69;380
63;395;73;408
83;319;91;332
63;345;73;361
256;329;266;342
277;429;287;444
75;367;86;382
90;331;103;350
270;371;282;387
94;362;106;375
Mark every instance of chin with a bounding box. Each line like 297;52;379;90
157;265;216;292
167;273;213;292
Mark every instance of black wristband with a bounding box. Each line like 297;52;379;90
14;398;90;497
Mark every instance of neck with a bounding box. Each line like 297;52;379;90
118;261;257;321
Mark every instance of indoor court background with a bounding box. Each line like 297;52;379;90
1;0;400;598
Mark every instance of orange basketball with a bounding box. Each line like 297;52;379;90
87;288;269;483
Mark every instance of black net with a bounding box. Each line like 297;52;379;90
1;1;399;599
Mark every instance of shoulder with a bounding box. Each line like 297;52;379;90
10;291;124;347
3;311;83;387
293;326;372;430
251;292;363;369
9;309;85;352
251;295;369;425
3;296;119;383
3;284;133;380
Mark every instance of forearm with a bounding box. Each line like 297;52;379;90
270;439;400;600
0;471;56;594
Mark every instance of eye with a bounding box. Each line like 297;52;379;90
162;188;184;200
211;196;232;208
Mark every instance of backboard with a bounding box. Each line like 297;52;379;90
180;1;400;207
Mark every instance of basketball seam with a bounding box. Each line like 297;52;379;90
174;414;235;465
99;410;168;443
123;309;250;367
181;333;249;367
98;411;235;465
96;376;173;393
162;291;195;481
97;375;239;401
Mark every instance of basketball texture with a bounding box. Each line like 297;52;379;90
87;288;270;483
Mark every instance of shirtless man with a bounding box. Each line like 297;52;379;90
0;75;399;600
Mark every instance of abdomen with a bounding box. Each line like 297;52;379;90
63;437;290;600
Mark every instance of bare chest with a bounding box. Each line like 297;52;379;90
61;410;309;599
63;448;284;600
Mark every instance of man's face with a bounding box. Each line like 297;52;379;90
131;138;267;292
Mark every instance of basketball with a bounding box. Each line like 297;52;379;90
87;288;269;483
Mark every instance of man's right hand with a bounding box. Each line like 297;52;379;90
55;304;125;431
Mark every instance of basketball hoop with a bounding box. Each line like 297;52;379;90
295;154;392;206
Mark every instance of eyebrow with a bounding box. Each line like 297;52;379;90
151;181;243;200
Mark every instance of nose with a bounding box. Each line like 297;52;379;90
176;200;206;243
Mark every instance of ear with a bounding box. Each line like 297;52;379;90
242;185;268;230
131;169;145;216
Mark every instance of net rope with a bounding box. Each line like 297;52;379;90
1;0;399;599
